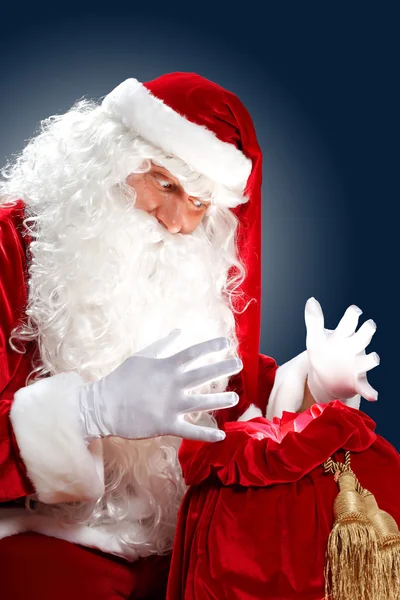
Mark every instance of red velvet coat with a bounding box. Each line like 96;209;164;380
0;201;278;598
0;202;36;500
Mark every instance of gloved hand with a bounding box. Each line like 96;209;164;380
305;297;379;405
79;330;241;444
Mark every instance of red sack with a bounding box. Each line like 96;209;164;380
167;402;400;600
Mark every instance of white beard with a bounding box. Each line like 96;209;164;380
23;189;238;559
30;190;237;382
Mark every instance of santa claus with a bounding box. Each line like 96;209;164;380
0;73;381;599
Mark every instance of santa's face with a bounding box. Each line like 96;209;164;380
125;162;210;234
21;158;240;385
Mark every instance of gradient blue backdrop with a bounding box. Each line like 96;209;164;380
1;3;398;447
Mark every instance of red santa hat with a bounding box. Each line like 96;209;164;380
102;73;254;201
103;72;267;415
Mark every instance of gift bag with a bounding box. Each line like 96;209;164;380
167;402;400;600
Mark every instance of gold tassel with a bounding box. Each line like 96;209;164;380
364;492;400;600
324;455;382;600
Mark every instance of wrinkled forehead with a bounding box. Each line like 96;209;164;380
150;156;213;197
148;156;244;207
149;158;194;183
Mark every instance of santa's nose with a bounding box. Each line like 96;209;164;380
156;197;185;233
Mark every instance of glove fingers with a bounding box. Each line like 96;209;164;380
356;352;380;375
182;358;242;390
179;392;239;414
350;319;377;353
305;297;325;347
171;420;226;442
136;329;181;358
355;373;378;401
172;337;229;367
334;305;362;338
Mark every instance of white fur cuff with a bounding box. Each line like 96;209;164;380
10;373;105;504
266;351;309;420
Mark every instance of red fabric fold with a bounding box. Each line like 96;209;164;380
0;202;36;500
221;353;278;425
0;533;170;599
168;403;400;599
179;401;377;487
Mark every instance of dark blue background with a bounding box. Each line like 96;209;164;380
1;3;398;447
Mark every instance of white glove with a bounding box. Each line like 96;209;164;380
305;297;379;406
79;330;241;444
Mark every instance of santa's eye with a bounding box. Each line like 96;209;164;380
192;199;205;208
153;173;174;189
159;179;173;189
191;197;210;210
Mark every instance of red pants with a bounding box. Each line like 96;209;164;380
0;533;170;599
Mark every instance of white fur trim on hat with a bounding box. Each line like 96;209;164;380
10;373;105;504
102;78;252;195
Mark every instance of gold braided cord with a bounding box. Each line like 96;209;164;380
323;450;400;600
324;451;382;600
323;451;365;495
